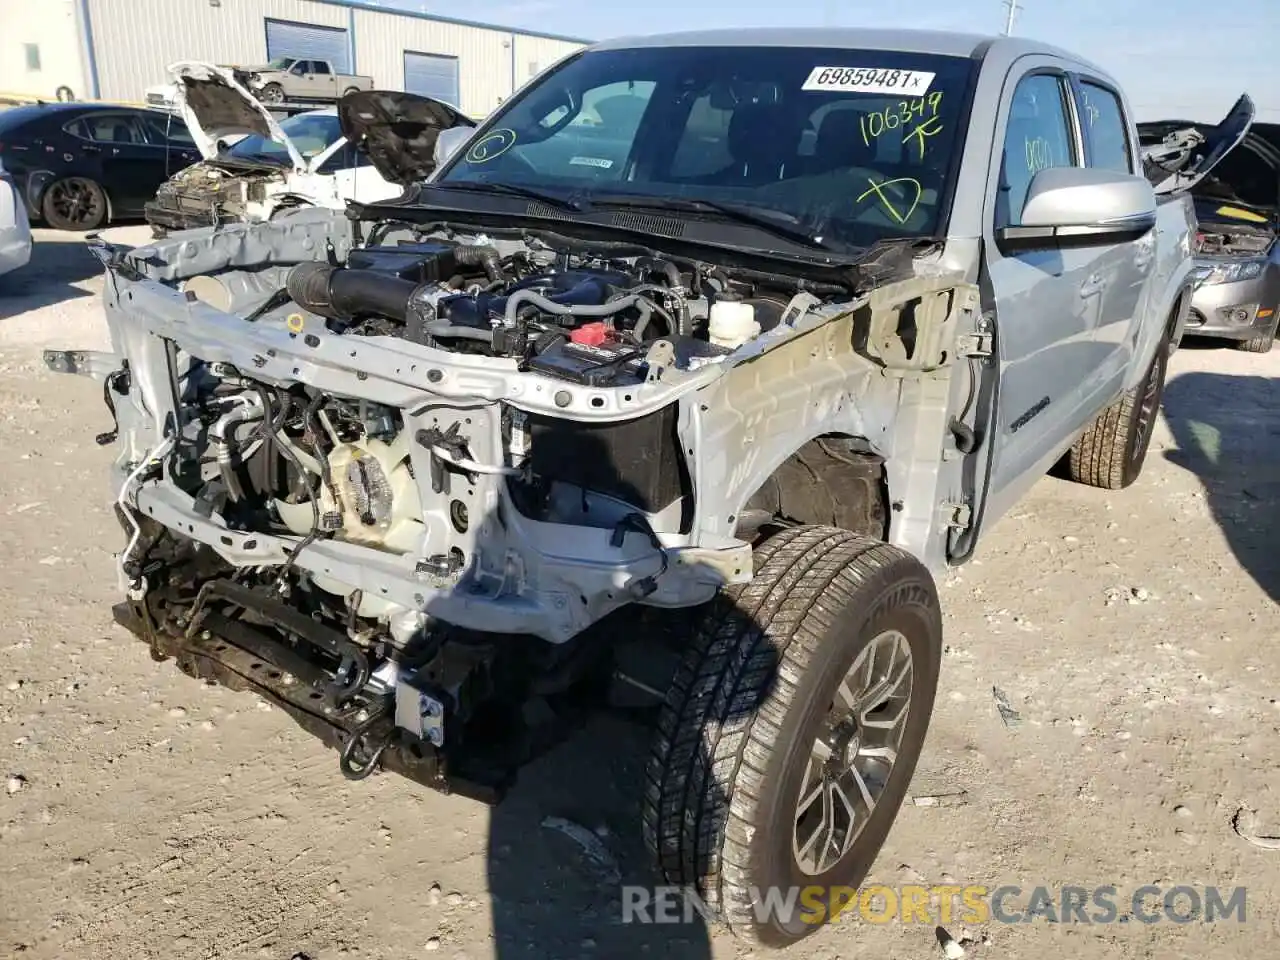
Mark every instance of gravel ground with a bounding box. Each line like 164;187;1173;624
1;229;1277;960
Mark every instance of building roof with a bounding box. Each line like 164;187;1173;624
310;0;591;46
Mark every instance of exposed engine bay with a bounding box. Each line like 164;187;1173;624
49;207;977;800
1194;221;1275;257
218;227;800;378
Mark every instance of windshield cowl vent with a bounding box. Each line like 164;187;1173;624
524;201;687;238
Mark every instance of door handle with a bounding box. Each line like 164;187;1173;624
81;144;101;154
1079;273;1106;298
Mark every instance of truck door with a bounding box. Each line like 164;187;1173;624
1069;76;1153;399
980;65;1114;517
308;61;336;98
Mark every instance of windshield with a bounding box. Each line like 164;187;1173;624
435;45;976;249
266;58;297;70
226;112;341;165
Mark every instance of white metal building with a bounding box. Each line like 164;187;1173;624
0;0;589;118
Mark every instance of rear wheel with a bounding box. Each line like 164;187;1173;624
644;525;942;947
1065;337;1169;490
41;177;107;231
342;86;360;97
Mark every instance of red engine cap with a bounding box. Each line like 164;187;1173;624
569;321;610;346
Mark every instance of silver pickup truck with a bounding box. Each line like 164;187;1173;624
236;57;374;105
52;28;1220;947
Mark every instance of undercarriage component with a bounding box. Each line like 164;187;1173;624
111;583;617;803
112;600;481;795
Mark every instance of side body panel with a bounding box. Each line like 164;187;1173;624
945;45;1194;547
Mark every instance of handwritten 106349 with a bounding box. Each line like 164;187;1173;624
860;93;945;159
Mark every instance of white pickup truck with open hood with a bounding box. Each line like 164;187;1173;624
144;62;475;236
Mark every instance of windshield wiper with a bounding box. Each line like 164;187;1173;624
588;194;830;249
433;180;586;212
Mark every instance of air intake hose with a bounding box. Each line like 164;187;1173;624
286;262;419;323
455;244;502;282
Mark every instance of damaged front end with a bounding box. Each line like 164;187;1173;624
145;161;281;233
1140;94;1280;343
143;66;476;236
50;207;977;799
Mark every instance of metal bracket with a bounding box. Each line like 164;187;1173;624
42;349;122;381
941;500;973;530
862;276;980;373
956;332;993;358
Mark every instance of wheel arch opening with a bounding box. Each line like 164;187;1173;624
734;435;890;545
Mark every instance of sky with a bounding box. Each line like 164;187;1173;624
367;0;1279;124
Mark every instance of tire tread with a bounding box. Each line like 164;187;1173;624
642;525;933;942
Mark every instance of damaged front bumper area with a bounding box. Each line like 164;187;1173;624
1186;229;1280;340
51;208;977;798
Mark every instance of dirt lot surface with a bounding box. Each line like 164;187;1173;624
1;229;1277;960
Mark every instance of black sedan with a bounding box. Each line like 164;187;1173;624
0;101;200;231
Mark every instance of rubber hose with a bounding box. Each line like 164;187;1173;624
286;263;420;322
635;257;681;287
454;245;502;282
211;396;264;502
503;289;640;326
423;320;494;344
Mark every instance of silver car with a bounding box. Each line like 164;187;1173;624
1141;116;1279;352
0;157;33;277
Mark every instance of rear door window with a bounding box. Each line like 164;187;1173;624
1077;81;1133;174
139;112;195;146
67;113;147;144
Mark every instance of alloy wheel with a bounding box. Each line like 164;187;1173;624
793;628;914;876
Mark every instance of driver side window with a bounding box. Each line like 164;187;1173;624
997;73;1077;228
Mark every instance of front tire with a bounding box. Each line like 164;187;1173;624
259;82;284;104
1065;337;1169;490
643;525;942;947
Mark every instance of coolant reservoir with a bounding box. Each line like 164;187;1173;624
708;301;760;349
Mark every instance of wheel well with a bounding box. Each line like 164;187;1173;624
737;436;889;543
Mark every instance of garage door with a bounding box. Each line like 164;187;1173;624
265;18;351;73
404;52;460;109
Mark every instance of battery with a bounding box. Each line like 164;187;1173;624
527;339;645;387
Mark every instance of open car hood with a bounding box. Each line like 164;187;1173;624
169;60;308;172
1139;93;1256;196
337;90;476;185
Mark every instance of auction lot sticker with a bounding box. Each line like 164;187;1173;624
802;67;936;95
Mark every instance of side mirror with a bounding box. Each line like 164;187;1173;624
432;126;473;172
997;166;1157;251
